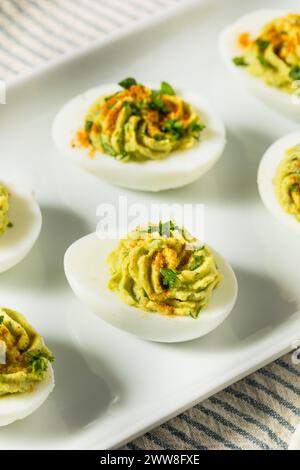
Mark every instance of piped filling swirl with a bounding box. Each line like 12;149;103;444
74;79;205;162
0;309;54;396
233;14;300;93
274;144;300;222
107;222;221;318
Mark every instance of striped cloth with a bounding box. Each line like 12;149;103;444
0;0;183;79
124;357;300;450
0;0;299;451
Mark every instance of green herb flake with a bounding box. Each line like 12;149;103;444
160;81;175;96
104;94;116;102
26;350;54;377
162;119;184;138
258;55;274;69
289;183;300;192
160;268;181;289
158;220;176;236
173;121;183;130
118;77;137;89
102;142;117;157
150;90;168;113
85;120;93;132
256;38;270;51
119;151;129;160
146;224;156;234
233;56;248;66
0;316;4;325
129;102;142;116
190;121;206;134
7;222;13;228
189;254;204;271
289;65;300;81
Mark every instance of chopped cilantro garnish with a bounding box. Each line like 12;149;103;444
0;316;4;325
189;254;204;271
173;121;183;130
118;77;137;89
7;222;13;228
233;56;248;66
160;81;175;96
129;102;142;116
256;38;270;51
289;65;300;81
142;220;182;236
160;268;181;289
162;119;184;138
85;120;93;132
150;90;168;113
190;121;206;134
289;183;300;192
26;350;54;377
158;220;176;236
158;220;164;235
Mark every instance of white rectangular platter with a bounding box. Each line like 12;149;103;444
0;0;300;450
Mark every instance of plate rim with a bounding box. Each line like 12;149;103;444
1;0;299;450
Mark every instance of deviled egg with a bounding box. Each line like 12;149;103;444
52;79;226;191
219;10;300;120
0;179;42;273
0;308;54;426
258;131;300;233
64;222;237;343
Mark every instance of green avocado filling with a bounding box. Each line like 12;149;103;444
74;79;206;162
233;14;300;93
107;222;221;318
274;144;300;222
0;184;10;236
0;309;54;396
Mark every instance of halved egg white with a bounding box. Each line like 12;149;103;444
0;179;42;273
219;9;300;121
64;233;238;343
52;84;226;192
289;423;300;450
0;365;54;427
258;131;300;234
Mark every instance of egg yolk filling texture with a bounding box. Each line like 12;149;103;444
0;309;54;396
107;223;221;318
274;144;300;222
0;184;10;236
75;79;205;162
234;14;300;93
